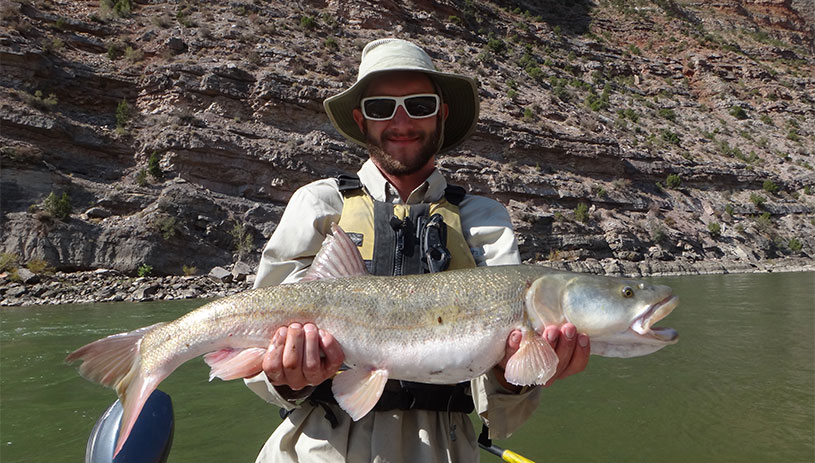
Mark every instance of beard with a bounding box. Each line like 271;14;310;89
364;124;441;176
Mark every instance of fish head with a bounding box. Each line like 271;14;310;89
526;273;679;358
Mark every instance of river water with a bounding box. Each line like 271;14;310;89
1;272;813;462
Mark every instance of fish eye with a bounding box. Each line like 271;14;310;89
622;286;634;298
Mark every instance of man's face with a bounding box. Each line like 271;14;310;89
352;72;448;176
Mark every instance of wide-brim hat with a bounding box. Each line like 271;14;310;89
324;38;479;153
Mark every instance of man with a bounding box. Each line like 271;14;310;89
246;38;590;462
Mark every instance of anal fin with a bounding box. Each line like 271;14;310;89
203;347;267;381
504;328;559;386
331;367;389;421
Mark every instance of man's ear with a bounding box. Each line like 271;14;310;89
442;103;449;121
352;108;365;132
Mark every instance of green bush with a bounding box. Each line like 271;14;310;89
650;222;667;244
101;0;133;18
42;191;72;220
148;151;162;179
707;222;721;237
788;237;803;253
136;168;148;187
729;105;748;120
750;192;766;208
299;16;316;29
661;130;681;146
665;174;682;189
585;88;610;112
658;108;677;122
182;265;198;276
0;252;20;273
229;222;254;259
26;258;54;274
116;99;131;128
137;264;153;277
574;203;589;223
156;215;177;240
762;180;779;194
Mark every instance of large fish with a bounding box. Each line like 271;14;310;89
67;224;678;457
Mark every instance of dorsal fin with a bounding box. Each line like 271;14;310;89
301;223;369;281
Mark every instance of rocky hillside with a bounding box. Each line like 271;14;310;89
2;0;813;285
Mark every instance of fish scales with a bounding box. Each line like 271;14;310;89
138;266;531;379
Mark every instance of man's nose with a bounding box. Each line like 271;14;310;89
389;105;412;125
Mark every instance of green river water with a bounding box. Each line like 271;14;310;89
1;271;813;462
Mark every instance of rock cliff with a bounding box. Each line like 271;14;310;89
1;0;813;299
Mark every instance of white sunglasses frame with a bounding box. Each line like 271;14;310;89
360;94;440;121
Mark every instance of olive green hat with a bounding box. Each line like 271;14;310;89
324;38;479;153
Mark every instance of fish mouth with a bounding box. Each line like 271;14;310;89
630;295;679;343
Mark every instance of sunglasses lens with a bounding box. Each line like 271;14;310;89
363;99;397;119
404;96;438;117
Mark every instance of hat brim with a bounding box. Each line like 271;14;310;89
324;69;479;153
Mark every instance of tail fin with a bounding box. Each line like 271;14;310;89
66;322;166;457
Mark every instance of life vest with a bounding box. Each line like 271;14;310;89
335;173;477;276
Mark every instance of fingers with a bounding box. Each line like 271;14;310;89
319;329;345;373
263;323;344;391
497;329;522;370
262;327;287;384
543;323;590;387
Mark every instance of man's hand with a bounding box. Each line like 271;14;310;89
261;322;345;391
495;323;590;391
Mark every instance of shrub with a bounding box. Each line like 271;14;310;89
24;90;58;111
707;222;721;237
522;107;534;121
26;258;54;274
729;105;748;120
650;222;667;244
148;151;162;179
661;130;681;146
486;35;507;55
136;168;148;186
42;191;72;220
101;0;133;18
574;203;589;223
658;108;677;122
299;15;316;29
182;265;198;276
156;215;177;240
0;252;20;273
137;263;153;277
116;99;131;128
107;42;123;60
762;180;779;194
229;222;254;259
750;192;766;208
123;46;143;63
585;88;610;111
665;174;682;189
324;37;339;51
788;237;803;253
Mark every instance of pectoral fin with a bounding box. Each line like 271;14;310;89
203;347;266;381
331;367;389;421
504;328;559;386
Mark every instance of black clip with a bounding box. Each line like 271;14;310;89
417;213;450;273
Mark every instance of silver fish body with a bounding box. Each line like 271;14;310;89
67;227;678;457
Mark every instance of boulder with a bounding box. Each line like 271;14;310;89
209;266;233;283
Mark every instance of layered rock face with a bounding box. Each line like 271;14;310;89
1;0;813;283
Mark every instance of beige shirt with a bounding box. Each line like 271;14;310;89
246;160;541;462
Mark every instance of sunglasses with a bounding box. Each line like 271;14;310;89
360;94;440;121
